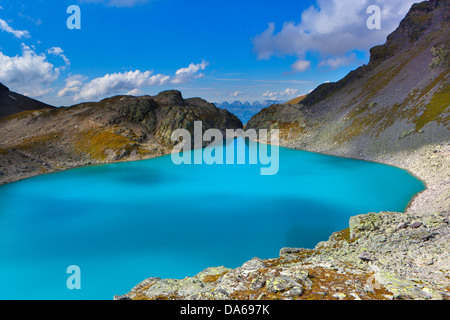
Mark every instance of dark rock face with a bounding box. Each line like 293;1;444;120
0;82;55;118
87;91;243;147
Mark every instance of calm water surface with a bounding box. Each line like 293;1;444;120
0;139;424;299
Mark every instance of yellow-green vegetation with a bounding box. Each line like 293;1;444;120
414;83;450;130
227;255;390;300
278;121;305;141
0;148;9;155
74;128;138;161
360;55;412;105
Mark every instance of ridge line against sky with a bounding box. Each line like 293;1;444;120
0;0;417;105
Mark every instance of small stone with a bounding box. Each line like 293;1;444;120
410;222;423;228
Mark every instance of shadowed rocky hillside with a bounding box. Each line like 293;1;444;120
0;90;242;184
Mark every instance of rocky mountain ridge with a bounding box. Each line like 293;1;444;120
0;83;54;119
119;0;449;300
0;90;242;184
247;0;449;157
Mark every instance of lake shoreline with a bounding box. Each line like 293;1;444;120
119;140;449;300
1;138;448;300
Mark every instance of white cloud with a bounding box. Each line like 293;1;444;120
291;59;311;73
0;44;60;97
232;91;244;97
170;60;209;84
0;19;30;39
252;0;417;65
47;47;71;66
263;88;299;99
58;60;209;102
72;70;170;101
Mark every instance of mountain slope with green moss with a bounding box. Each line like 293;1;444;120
0;83;54;118
247;0;449;157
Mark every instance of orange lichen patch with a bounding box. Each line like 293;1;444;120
202;271;230;284
301;268;391;300
74;128;138;161
327;228;357;245
414;83;450;131
277;121;305;141
265;250;316;268
227;262;392;300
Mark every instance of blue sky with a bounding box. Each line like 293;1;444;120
0;0;417;106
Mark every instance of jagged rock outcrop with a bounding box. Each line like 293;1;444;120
0;82;54;118
120;208;448;300
0;90;242;184
246;0;449;216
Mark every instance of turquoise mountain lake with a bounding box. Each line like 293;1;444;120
0;138;424;299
